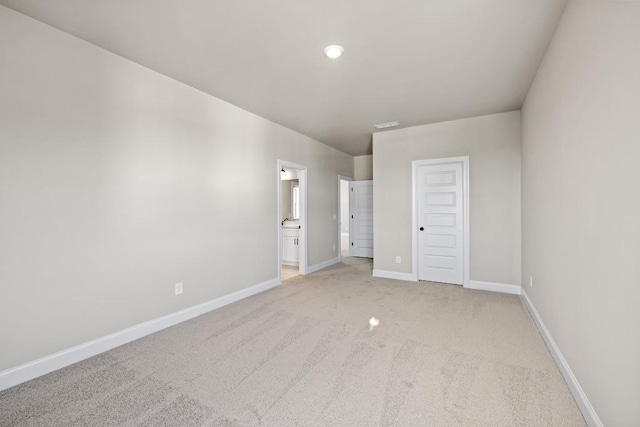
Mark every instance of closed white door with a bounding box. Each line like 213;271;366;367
418;162;464;285
350;181;373;258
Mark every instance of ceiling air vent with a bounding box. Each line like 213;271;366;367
374;121;399;130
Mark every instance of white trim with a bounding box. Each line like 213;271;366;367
521;290;603;427
412;156;470;287
0;277;279;392
372;269;418;282
337;175;353;262
468;280;522;295
281;261;299;267
278;160;308;283
307;257;340;274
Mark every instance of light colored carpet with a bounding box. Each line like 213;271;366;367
0;258;585;426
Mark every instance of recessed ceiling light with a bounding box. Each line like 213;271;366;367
374;121;400;130
323;45;344;59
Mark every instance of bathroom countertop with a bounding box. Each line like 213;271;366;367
282;221;300;229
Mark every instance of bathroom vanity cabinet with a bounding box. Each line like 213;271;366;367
282;227;300;266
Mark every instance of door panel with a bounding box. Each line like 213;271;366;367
418;162;464;285
350;181;373;258
282;235;298;264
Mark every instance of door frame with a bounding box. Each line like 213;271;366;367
277;160;308;284
411;156;470;287
337;174;353;262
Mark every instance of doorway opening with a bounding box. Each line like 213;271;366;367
338;175;353;261
278;160;307;283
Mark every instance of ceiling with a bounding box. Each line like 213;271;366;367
0;0;567;155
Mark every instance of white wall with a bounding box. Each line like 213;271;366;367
372;112;521;285
280;169;299;181
354;155;373;180
521;1;640;425
0;6;352;372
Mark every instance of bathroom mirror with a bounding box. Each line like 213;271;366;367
292;184;300;220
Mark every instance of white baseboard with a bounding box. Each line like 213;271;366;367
521;290;603;427
0;277;280;392
468;280;522;295
281;260;299;267
372;269;417;282
307;257;340;274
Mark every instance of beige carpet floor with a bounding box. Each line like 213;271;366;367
0;258;585;426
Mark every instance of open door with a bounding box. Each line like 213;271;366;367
278;160;308;284
349;180;373;258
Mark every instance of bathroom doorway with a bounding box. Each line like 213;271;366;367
338;175;353;261
278;160;307;283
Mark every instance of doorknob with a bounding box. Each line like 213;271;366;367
419;227;424;231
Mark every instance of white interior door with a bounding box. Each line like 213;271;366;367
418;162;464;285
350;181;373;258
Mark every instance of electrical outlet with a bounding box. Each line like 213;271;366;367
395;256;401;264
529;276;533;289
332;214;337;220
333;244;336;251
175;282;183;295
